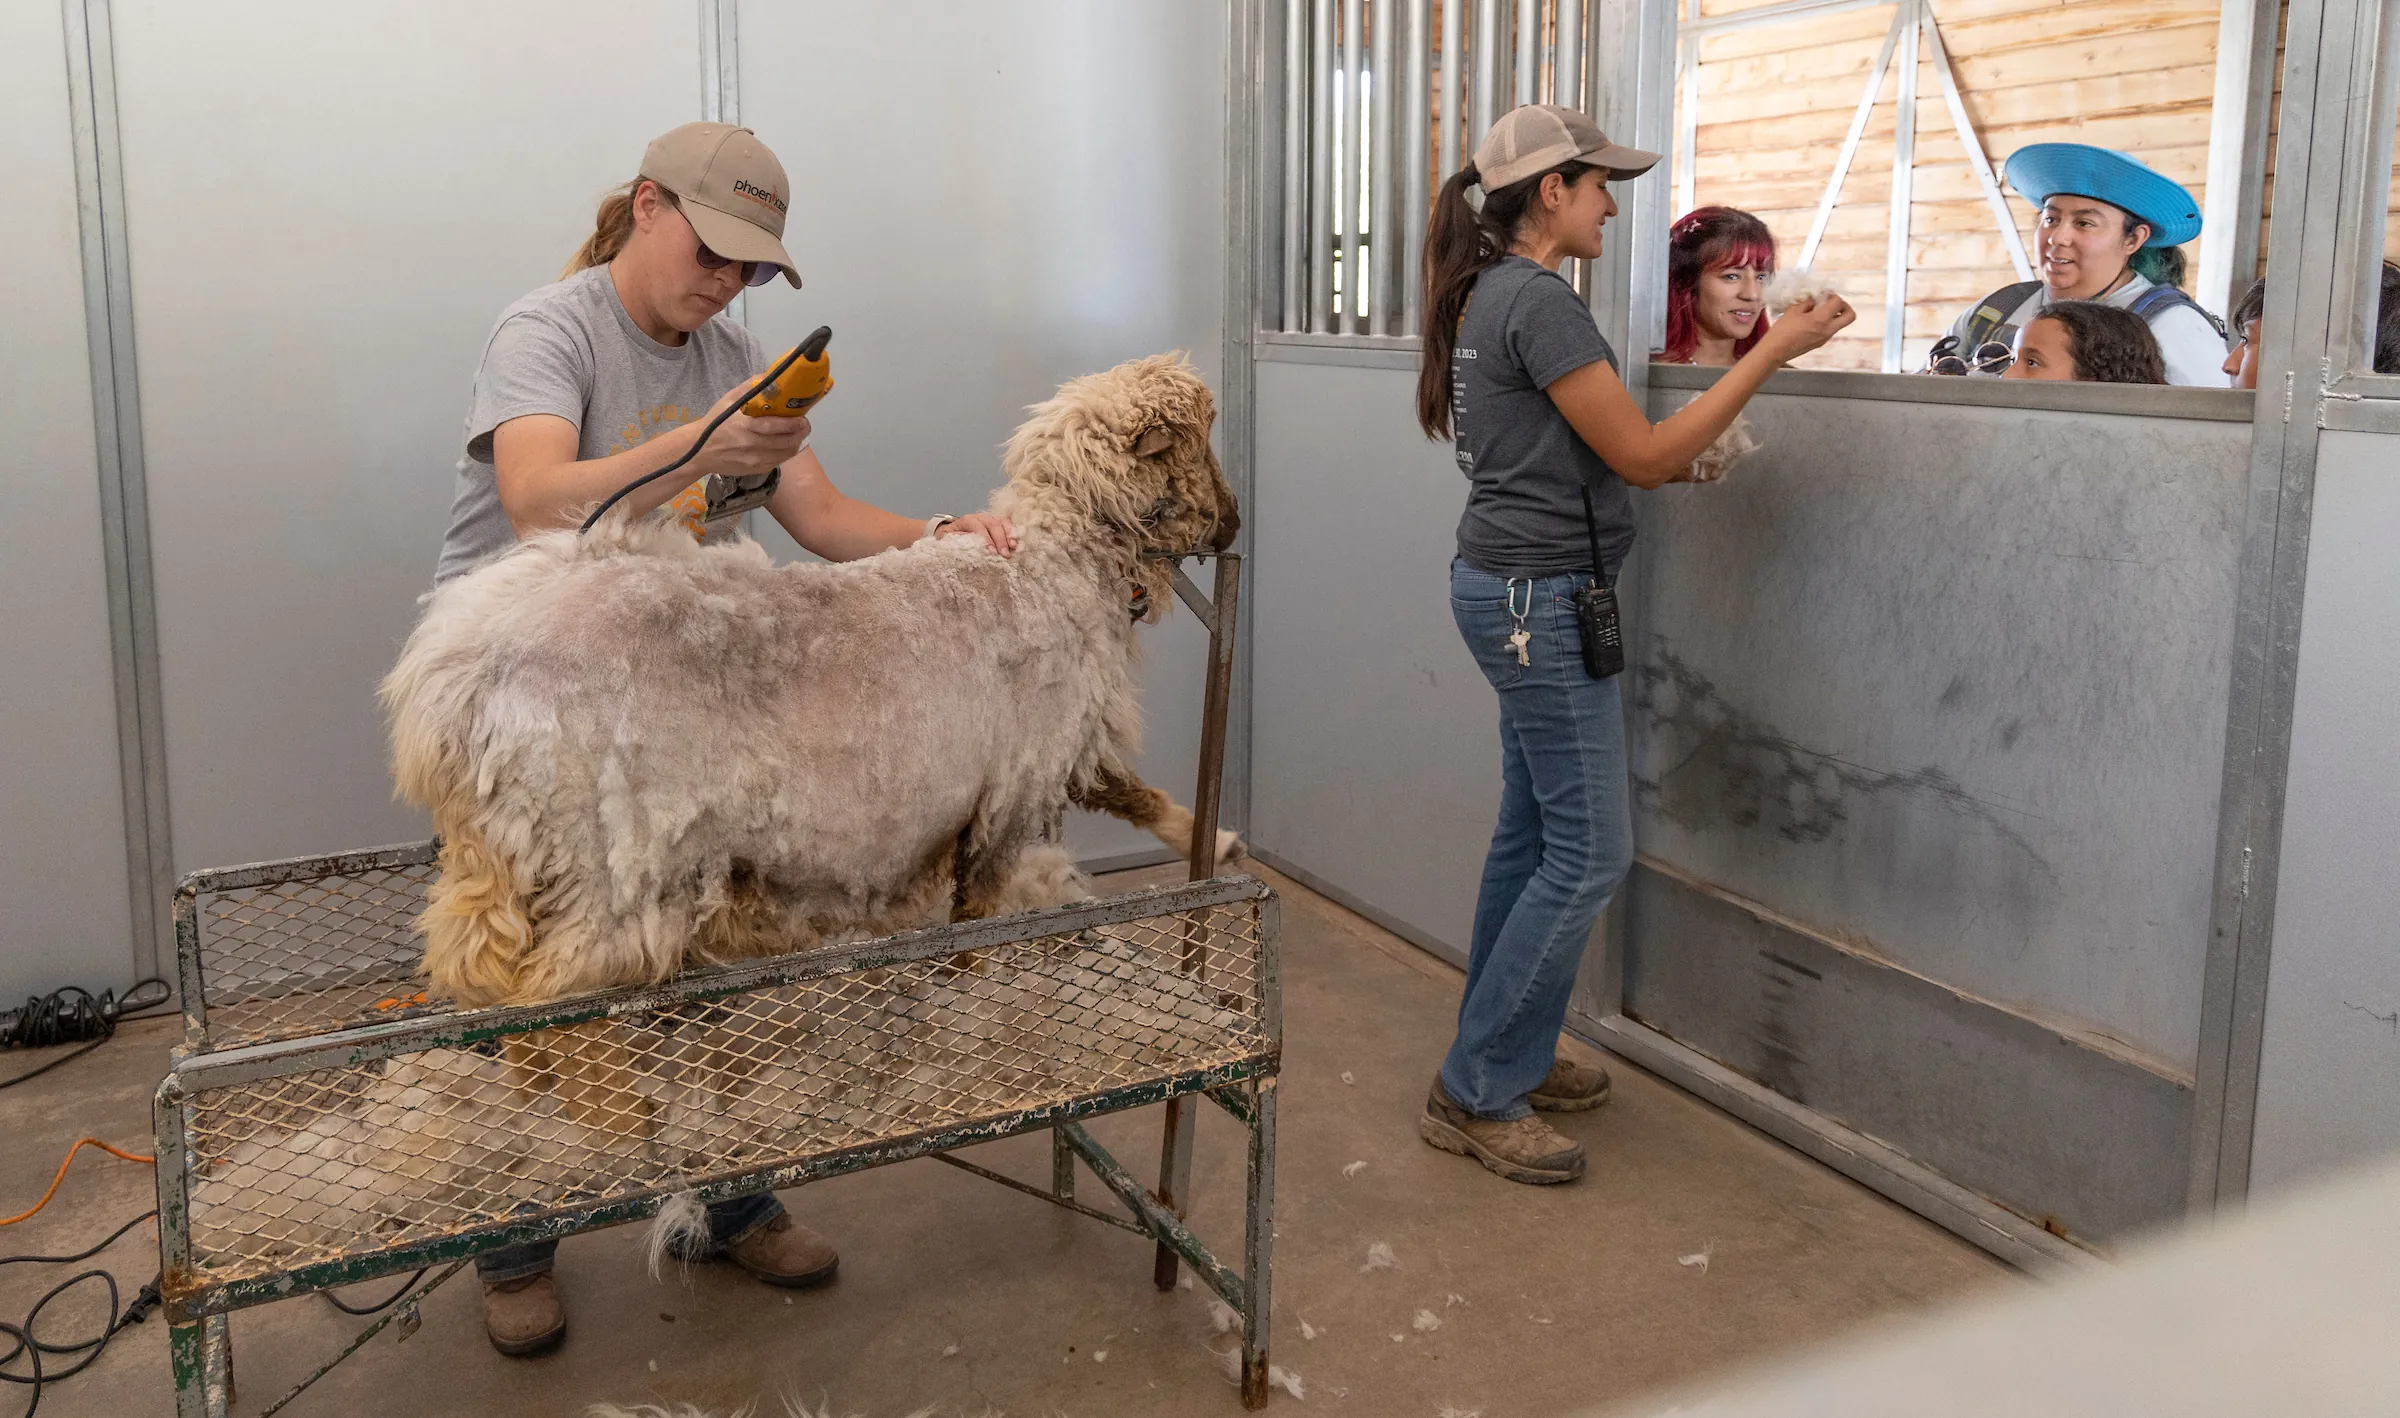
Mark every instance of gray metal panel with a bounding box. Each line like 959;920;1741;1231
0;0;139;999
734;1;1228;864
1249;361;1500;952
1631;390;2252;1069
2249;429;2400;1193
108;0;706;875
1621;861;2193;1244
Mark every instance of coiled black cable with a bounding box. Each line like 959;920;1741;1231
576;328;826;535
0;980;172;1091
0;1210;161;1418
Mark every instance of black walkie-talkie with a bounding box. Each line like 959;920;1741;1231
1576;484;1623;679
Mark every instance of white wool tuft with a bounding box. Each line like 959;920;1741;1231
1342;1160;1367;1179
1361;1240;1398;1272
587;1406;749;1418
1763;267;1843;314
644;1190;710;1281
1207;1344;1304;1400
1688;415;1760;484
1413;1308;1443;1332
1207;1297;1241;1334
1679;1247;1714;1274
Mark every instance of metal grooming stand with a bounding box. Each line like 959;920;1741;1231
153;552;1279;1413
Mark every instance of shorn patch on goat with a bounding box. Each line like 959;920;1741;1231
382;353;1241;1011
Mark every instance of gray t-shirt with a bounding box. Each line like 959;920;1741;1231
1450;255;1635;579
434;264;766;582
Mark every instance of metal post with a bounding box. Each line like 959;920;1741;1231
1052;1125;1077;1200
1403;0;1432;334
1473;0;1502;145
1797;5;1903;271
1674;24;1697;216
1284;0;1308;330
1515;0;1541;105
1156;552;1243;1289
1440;0;1464;177
1555;0;1584;108
1340;0;1366;331
1311;0;1337;330
1882;0;1920;371
1920;8;2030;280
62;0;176;989
1370;0;1399;332
1238;1077;1280;1410
2200;0;2283;314
700;0;747;327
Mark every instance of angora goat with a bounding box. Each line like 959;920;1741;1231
382;353;1240;1012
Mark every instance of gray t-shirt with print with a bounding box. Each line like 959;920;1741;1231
434;264;766;583
1450;255;1635;580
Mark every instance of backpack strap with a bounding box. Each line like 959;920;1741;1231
2127;282;2231;341
1962;280;2043;352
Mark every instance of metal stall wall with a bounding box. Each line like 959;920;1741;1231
0;0;141;1001
734;1;1230;867
106;0;709;875
3;0;1233;1001
1242;0;2266;1262
2250;429;2400;1190
1616;377;2253;1250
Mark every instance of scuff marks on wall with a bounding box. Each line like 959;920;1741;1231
1630;641;2052;877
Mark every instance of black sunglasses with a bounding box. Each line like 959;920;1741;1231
695;241;782;288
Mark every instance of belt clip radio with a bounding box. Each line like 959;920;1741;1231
1575;484;1623;680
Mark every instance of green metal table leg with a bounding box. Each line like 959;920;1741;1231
1240;1077;1278;1410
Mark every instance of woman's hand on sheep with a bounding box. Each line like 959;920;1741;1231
1757;293;1857;365
938;511;1018;556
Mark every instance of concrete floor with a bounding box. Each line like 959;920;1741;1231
3;863;2008;1417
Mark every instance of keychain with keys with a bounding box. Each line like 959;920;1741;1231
1504;579;1533;666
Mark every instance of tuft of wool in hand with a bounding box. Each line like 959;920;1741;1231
1413;1308;1443;1333
1763;267;1843;314
1361;1241;1398;1272
1687;415;1759;484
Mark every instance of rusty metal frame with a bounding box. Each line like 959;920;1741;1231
158;550;1272;1413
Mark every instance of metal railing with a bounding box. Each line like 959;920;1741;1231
1274;0;1600;339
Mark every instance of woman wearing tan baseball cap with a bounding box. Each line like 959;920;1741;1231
1414;105;1854;1187
435;122;1011;1357
434;120;1012;586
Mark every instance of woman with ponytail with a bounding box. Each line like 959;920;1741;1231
1417;105;1853;1187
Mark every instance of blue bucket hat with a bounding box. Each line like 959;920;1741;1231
2003;143;2202;248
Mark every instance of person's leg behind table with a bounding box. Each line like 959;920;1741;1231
1430;569;1633;1184
478;1236;565;1357
674;1190;841;1288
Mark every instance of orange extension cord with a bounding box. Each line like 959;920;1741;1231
0;1139;154;1228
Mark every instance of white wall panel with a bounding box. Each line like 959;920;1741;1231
0;0;140;999
107;0;704;873
2251;430;2400;1192
736;1;1228;862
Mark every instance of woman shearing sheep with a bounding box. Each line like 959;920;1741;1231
431;121;1011;1360
1415;105;1853;1185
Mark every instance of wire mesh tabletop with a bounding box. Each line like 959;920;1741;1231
174;841;449;1051
160;875;1275;1296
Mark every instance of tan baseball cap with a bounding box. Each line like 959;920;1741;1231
640;122;802;288
1473;104;1659;189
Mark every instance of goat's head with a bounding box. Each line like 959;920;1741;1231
1003;353;1242;562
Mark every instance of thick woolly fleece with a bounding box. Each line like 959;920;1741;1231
382;354;1239;1007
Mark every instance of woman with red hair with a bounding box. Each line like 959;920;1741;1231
1660;206;1778;366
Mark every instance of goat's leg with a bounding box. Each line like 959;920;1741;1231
1070;763;1244;868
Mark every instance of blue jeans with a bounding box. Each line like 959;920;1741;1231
1442;559;1635;1120
475;1190;786;1283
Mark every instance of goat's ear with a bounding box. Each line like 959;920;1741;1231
1132;426;1173;458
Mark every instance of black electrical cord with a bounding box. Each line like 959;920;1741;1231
318;1269;428;1317
576;328;827;535
0;1210;161;1418
0;980;173;1091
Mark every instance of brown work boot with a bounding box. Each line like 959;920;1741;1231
1528;1055;1612;1112
1419;1079;1586;1184
481;1273;565;1356
722;1213;840;1289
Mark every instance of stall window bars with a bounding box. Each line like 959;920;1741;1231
1273;0;1603;339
